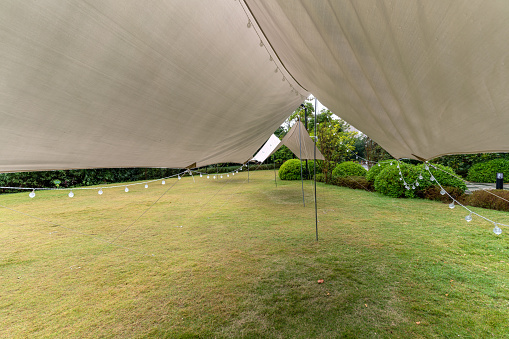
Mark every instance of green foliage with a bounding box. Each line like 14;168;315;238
272;145;294;166
364;137;392;163
365;160;395;183
331;161;367;178
278;159;303;180
466;159;509;183
374;163;419;198
467;189;509;211
415;164;467;192
431;153;509;178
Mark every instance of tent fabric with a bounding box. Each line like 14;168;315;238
246;0;509;160
251;134;281;163
268;122;325;161
0;0;307;172
2;1;509;173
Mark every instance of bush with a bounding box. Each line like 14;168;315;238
415;164;467;192
421;186;468;204
366;160;395;183
467;189;509;212
332;161;367;178
315;173;326;182
467;159;509;183
279;159;304;180
331;176;374;191
374;162;419;198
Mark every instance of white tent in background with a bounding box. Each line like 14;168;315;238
1;1;509;172
251;134;281;163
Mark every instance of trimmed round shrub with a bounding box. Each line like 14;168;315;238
467;159;509;183
332;161;367;178
374;162;419;198
305;159;323;174
415;164;467;192
366;160;396;183
278;159;304;180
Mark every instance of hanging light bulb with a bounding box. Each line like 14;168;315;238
449;202;455;209
236;170;238;174
178;176;181;180
430;175;435;181
425;164;429;170
200;174;202;178
98;188;103;195
221;175;223;178
440;188;446;195
493;223;502;235
68;190;74;198
125;186;129;193
162;180;166;185
207;175;210;179
232;173;235;176
419;174;423;180
378;163;380;167
29;190;35;198
145;184;148;189
412;185;415;190
399;177;402;181
416;182;420;187
227;174;230;177
465;213;472;222
390;162;393;165
213;175;216;179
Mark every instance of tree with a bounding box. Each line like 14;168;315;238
364;137;392;167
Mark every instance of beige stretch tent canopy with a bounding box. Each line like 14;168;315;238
1;1;509;172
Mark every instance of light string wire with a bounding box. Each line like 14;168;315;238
0;164;249;197
235;0;308;98
96;177;182;256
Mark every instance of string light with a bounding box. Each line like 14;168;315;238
465;213;472;222
29;190;35;198
207;175;210;179
125;186;129;193
440;188;446;195
145;184;148;188
494;223;502;235
162;180;166;185
200;174;202;178
68;190;74;198
449;202;455;209
98;188;103;195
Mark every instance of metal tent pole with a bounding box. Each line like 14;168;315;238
299;117;305;207
314;98;318;241
273;155;277;187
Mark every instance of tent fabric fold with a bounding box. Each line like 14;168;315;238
267;122;325;161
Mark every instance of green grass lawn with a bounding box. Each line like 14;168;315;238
1;170;509;338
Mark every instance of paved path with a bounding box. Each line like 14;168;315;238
466;182;506;194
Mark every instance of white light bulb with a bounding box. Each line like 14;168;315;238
232;173;235;176
213;176;216;179
236;170;238;174
227;174;229;177
430;175;435;181
178;176;181;180
419;175;423;180
145;184;148;188
68;191;74;198
465;214;472;222
425;165;429;170
125;187;129;193
378;163;380;167
200;174;202;178
412;185;415;190
29;190;35;198
390;162;393;165
98;188;103;195
207;175;210;179
493;224;502;235
440;188;446;195
162;180;165;185
416;182;420;187
449;202;455;209
399;177;402;181
221;175;223;178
